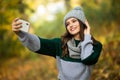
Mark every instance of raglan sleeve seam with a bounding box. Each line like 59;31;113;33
35;38;60;57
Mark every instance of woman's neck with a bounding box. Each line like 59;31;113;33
74;34;80;40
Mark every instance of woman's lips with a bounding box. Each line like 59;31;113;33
70;27;76;31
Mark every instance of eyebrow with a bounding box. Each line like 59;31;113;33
66;18;77;23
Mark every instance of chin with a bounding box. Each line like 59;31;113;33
70;33;77;35
70;31;77;34
69;31;79;36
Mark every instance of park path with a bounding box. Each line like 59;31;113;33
0;56;58;80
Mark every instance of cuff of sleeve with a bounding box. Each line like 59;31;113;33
17;31;28;42
84;34;91;41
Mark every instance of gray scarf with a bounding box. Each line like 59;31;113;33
67;38;81;59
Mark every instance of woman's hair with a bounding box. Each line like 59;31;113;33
61;19;98;57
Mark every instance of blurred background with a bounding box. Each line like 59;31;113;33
0;0;120;80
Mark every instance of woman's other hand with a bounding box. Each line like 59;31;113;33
84;20;91;34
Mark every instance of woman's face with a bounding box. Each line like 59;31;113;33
66;18;80;37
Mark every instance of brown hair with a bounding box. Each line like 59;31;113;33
61;19;98;57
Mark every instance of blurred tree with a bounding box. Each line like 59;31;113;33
64;0;71;10
0;0;31;58
110;0;120;24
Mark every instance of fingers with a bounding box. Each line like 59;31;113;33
12;25;22;32
13;18;19;22
12;18;22;32
84;19;90;29
84;19;90;34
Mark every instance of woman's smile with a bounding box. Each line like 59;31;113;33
66;18;80;36
70;26;77;32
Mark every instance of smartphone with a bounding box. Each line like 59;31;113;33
17;19;30;32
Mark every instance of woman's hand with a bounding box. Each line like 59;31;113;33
84;20;91;34
12;18;22;33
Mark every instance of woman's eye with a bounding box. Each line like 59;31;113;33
66;23;69;26
72;20;77;23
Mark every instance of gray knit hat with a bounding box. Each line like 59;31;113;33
64;7;86;27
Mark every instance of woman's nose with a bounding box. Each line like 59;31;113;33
69;23;74;27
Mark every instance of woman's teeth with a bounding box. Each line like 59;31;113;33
71;27;75;31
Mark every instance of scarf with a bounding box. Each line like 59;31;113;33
67;38;81;59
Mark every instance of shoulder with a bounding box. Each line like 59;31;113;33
38;37;62;45
49;38;61;44
94;41;102;49
93;40;102;54
52;38;61;41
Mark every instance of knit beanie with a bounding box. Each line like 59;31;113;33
64;7;86;27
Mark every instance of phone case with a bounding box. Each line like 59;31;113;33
17;19;30;32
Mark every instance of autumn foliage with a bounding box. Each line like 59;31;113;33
0;0;120;80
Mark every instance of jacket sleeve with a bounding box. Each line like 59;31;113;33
17;31;40;52
80;34;102;65
35;37;60;58
17;31;59;58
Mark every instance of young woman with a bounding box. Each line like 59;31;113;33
12;7;102;80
